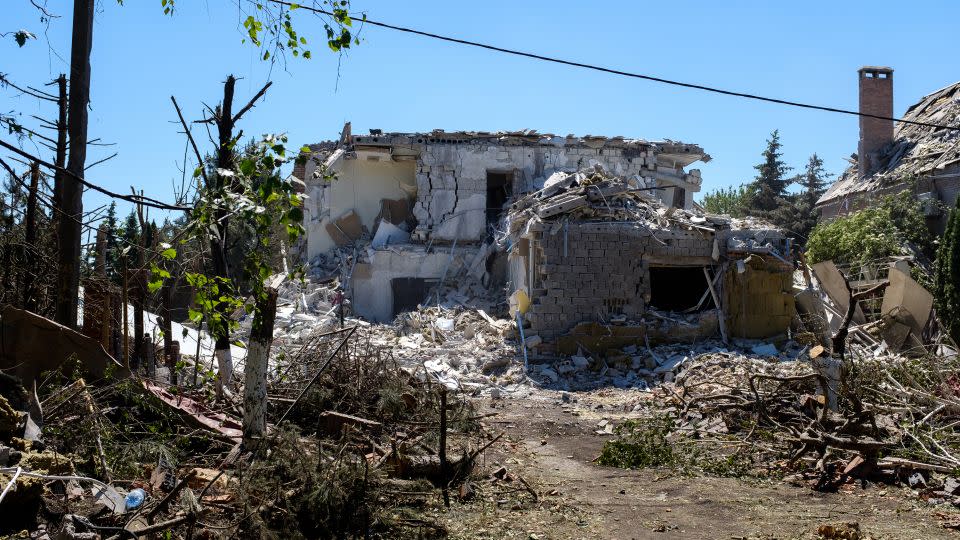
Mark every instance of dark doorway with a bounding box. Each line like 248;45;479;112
391;278;435;316
486;171;513;224
648;266;714;312
672;187;686;208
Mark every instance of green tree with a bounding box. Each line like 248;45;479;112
120;208;140;262
102;202;121;280
701;185;751;217
935;196;960;343
806;190;933;266
794;154;831;240
747;130;792;214
769;154;832;243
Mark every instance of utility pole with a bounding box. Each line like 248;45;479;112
56;0;94;328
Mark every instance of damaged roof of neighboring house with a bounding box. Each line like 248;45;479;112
293;128;711;181
818;81;960;206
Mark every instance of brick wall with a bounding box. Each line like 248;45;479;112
523;222;714;340
858;67;894;177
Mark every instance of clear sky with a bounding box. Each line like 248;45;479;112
4;0;960;231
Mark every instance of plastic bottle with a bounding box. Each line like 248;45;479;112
124;488;146;510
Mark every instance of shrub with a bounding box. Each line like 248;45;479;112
806;189;934;266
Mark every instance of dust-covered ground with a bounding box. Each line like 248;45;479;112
424;392;960;540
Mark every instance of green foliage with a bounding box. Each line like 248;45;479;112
597;415;683;469
703;134;834;246
151;134;306;342
935;196;960;343
747;130;792;213
239;0;359;61
597;415;753;477
806;189;934;266
700;184;751;217
184;273;244;342
781;153;831;242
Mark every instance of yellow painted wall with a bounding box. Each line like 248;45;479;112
724;257;795;339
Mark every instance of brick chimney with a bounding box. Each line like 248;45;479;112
857;66;894;178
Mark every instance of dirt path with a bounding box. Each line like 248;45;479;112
437;392;960;540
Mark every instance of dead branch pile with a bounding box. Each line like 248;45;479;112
0;322;502;538
647;345;960;497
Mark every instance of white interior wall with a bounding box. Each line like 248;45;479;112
413;142;658;242
351;246;479;321
305;157;416;259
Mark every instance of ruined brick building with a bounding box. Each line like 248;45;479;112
817;67;960;233
294;125;795;351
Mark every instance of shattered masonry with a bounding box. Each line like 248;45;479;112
506;171;795;350
295;126;796;349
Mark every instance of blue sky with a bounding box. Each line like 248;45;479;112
4;0;960;230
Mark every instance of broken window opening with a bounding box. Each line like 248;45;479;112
648;266;715;312
672;187;686;208
391;278;437;317
486;171;514;225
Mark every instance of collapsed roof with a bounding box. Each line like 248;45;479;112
504;165;785;259
818;80;960;206
293;127;711;182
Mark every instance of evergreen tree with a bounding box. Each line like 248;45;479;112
776;154;832;243
799;153;830;212
103;202;120;280
935;196;960;344
119;209;141;272
747;130;792;213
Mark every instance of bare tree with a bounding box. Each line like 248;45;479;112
55;0;94;328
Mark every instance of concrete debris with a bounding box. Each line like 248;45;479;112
501;166;793;348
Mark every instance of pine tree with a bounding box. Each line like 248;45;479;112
935;196;960;344
103;202;120;280
789;153;832;242
800;153;830;211
748;130;792;213
120;209;140;270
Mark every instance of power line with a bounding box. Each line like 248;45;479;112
272;0;960;133
0;138;191;212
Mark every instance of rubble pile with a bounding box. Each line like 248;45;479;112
387;305;521;394
594;339;960;501
503;165;735;238
529;338;809;391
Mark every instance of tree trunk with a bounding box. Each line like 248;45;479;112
211;75;237;396
55;0;94;329
22;162;40;311
51;74;67;220
243;287;277;447
161;279;175;384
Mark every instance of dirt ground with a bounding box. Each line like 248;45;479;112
428;390;960;540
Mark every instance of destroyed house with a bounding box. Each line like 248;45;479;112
504;171;796;353
817;67;960;233
295;126;795;349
